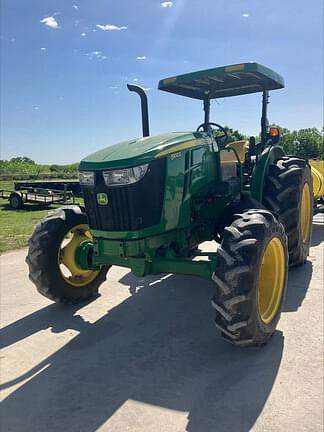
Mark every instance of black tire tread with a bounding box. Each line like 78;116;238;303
26;207;108;303
212;209;288;347
263;156;313;266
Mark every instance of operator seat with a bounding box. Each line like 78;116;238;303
225;140;250;163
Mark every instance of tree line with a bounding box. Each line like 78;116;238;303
0;157;79;180
226;126;323;159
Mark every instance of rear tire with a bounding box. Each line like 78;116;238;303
26;206;109;303
263;157;313;266
212;209;288;347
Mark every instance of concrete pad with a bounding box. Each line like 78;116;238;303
0;217;323;431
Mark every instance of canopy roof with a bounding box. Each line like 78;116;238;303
158;62;284;100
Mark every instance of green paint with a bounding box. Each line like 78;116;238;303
88;241;216;280
251;145;285;201
76;64;290;283
159;62;284;100
88;142;220;242
79;132;211;171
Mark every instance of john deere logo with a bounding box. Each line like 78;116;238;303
97;193;108;205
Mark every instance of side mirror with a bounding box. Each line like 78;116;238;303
268;127;280;144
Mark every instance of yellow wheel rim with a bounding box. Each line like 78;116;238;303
300;183;311;243
258;237;285;324
58;224;99;287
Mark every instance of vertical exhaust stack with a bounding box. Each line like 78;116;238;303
261;89;269;145
127;84;150;137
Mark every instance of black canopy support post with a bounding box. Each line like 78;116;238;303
127;84;150;137
203;96;211;132
261;89;269;145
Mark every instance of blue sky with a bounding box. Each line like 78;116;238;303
1;0;323;164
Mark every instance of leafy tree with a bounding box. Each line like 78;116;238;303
224;126;247;143
0;158;78;179
293;128;323;159
270;125;323;159
10;156;35;164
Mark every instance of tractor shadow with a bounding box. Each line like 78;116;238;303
0;203;58;212
282;221;322;312
283;260;313;312
1;272;284;432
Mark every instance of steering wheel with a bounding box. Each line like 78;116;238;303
196;122;228;145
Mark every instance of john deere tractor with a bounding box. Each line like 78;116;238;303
26;62;313;347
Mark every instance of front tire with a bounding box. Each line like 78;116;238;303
26;206;109;303
263;157;313;266
212;209;288;347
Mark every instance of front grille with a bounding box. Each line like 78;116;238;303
82;159;166;231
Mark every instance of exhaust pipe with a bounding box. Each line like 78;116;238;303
127;84;150;137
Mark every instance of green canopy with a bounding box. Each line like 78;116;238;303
158;62;284;100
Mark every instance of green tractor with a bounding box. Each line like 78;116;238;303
26;62;313;347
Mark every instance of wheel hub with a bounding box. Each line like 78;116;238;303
258;237;285;324
300;183;311;243
58;224;99;287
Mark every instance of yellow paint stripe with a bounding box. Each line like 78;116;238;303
155;138;211;158
163;77;177;85
225;64;245;72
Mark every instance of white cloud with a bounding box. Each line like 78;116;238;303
136;56;146;60
40;16;59;29
161;1;173;7
40;47;47;51
96;24;127;31
133;78;139;82
86;51;107;60
242;13;249;18
73;4;79;10
81;32;87;37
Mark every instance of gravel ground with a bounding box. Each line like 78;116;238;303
0;215;323;432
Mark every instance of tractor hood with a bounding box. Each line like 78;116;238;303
79;131;211;171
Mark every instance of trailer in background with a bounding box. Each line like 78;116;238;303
0;186;77;209
14;180;82;196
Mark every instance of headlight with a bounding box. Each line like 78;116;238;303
79;171;95;186
103;164;149;186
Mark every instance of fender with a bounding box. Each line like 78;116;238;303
251;145;285;202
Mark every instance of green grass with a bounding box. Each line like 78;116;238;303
0;180;82;253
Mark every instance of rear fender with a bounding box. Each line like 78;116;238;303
251;145;285;202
